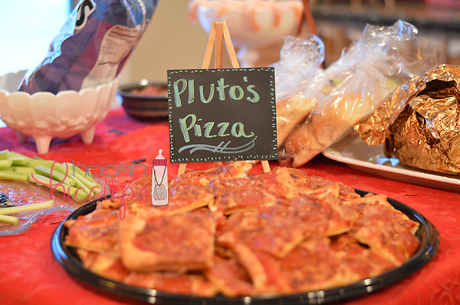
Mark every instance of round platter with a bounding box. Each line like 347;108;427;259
51;190;440;305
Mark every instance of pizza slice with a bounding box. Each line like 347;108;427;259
344;195;420;265
98;175;152;210
278;193;358;236
100;173;215;217
123;178;215;217
209;177;277;215
204;256;255;297
331;233;396;280
170;161;253;187
230;235;345;294
64;209;119;253
217;204;328;260
118;208;215;272
209;167;300;215
241;248;293;294
354;194;420;234
353;210;420;266
76;247;131;282
276;234;346;292
286;168;361;201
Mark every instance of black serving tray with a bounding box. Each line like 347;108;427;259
51;190;440;305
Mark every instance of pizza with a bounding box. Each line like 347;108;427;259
118;208;215;272
64;161;421;297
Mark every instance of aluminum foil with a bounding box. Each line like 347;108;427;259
354;64;460;175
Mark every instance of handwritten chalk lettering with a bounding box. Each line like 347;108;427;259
178;136;258;155
179;114;255;143
173;79;195;107
173;77;260;108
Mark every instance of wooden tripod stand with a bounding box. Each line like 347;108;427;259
176;21;271;177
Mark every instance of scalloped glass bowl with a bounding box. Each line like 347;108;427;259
192;0;303;49
0;71;119;154
190;0;303;66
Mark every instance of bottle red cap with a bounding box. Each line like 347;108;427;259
153;159;167;166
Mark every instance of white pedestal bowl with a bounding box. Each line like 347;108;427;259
0;71;119;154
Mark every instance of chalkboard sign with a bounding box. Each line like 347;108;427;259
168;68;277;163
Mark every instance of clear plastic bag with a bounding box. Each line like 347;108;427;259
18;0;159;95
274;35;331;148
282;20;438;167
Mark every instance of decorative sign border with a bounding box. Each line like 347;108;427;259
168;67;277;163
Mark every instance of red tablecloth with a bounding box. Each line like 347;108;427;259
0;107;459;305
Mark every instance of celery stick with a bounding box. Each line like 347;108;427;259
86;168;98;184
0;149;9;160
8;151;30;160
13;166;36;174
0;214;19;225
25;159;52;168
74;171;101;195
64;162;102;195
34;165;75;186
30;174;70;196
90;185;103;197
0;171;28;182
55;162;101;194
29;173;61;187
29;174;89;202
72;176;91;194
0;159;13;169
9;157;28;166
32;156;46;160
66;162;97;184
52;162;92;194
0;167;15;172
48;162;68;176
68;173;91;194
53;184;90;202
0;200;54;215
67;187;90;201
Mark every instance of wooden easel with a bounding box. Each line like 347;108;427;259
297;0;317;36
177;21;271;177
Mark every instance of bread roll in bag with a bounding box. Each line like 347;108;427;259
273;35;330;148
282;20;438;167
284;67;392;167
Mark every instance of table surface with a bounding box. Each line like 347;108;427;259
0;107;459;305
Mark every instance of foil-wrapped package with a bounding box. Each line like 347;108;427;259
18;0;159;94
354;64;460;175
